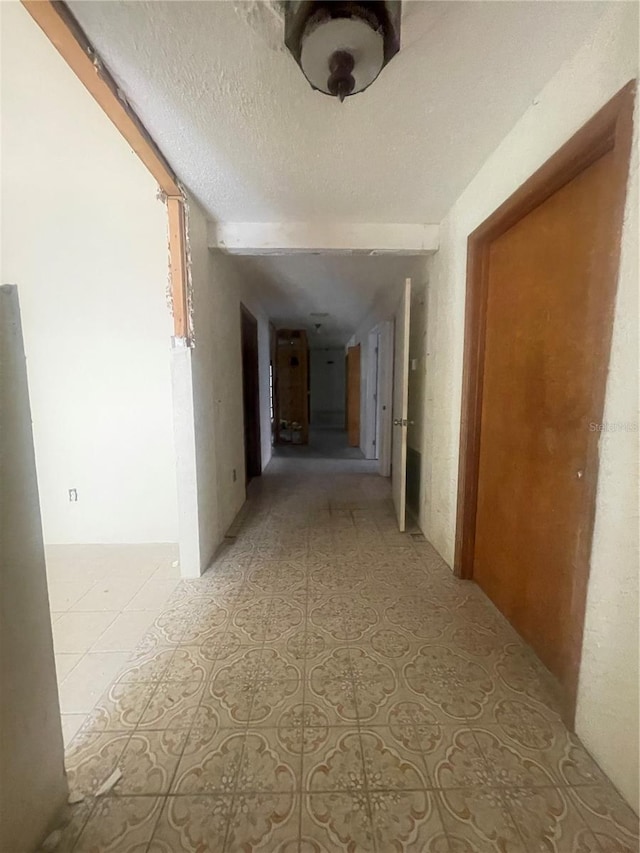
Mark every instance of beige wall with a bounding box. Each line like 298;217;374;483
0;286;68;852
419;3;639;808
407;279;427;454
1;2;178;545
177;199;272;575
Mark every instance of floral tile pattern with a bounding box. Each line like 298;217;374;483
58;467;638;852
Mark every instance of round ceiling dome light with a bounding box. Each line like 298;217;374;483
284;1;401;102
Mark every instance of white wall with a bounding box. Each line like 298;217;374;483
181;201;272;574
419;3;639;809
350;265;428;460
407;280;427;455
0;286;68;853
0;2;178;545
310;348;345;428
349;282;404;459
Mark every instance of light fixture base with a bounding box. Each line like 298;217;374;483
285;1;401;100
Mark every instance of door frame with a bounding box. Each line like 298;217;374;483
346;343;361;448
364;328;380;460
377;320;394;477
454;81;635;719
240;304;262;483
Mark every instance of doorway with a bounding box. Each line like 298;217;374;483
346;343;361;448
240;305;262;482
455;82;635;721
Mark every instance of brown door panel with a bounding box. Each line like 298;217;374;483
473;148;619;688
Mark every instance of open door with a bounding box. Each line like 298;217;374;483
346;343;361;447
240;305;262;482
391;278;411;531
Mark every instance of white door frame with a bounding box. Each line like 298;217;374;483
391;278;411;530
377;320;394;477
364;328;380;460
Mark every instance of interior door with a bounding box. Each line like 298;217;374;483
346;344;361;447
240;306;261;482
391;278;411;531
473;146;622;690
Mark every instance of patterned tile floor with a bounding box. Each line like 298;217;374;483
55;464;639;852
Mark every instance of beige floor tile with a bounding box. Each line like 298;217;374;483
227;791;300;850
53;611;119;653
117;647;177;683
172;728;246;795
91;610;159;652
116;730;188;794
148;795;232;852
503;786;600;853
73;796;163;853
47;579;97;611
472;723;609;790
61;713;88;746
50;799;93;853
359;727;429;791
436;788;526;852
152;562;182;580
55;652;83;683
83;681;156;731
302;790;375;852
43;468;636;851
65;729;131;795
72;576;147;612
124;578;181;611
369;789;447;853
137;680;205;730
58;651;131;713
569;784;640;847
304;728;366;793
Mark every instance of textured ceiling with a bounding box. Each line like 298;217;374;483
68;0;607;226
234;253;426;347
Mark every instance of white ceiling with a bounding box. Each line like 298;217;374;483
233;253;426;347
65;1;606;343
69;0;607;226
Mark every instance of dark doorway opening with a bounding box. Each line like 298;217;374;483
240;305;262;483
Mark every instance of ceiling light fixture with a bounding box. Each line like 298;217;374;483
284;1;401;102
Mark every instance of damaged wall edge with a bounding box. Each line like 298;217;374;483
166;194;194;344
21;0;193;344
21;0;181;196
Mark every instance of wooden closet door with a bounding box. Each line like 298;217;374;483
473;147;619;688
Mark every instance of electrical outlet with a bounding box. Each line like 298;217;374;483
68;488;78;502
232;469;237;482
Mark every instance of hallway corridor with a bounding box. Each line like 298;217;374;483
57;464;638;852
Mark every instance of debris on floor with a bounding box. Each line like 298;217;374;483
39;829;62;852
94;767;122;797
67;791;84;805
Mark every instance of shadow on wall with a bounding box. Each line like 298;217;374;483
0;285;67;853
310;347;346;428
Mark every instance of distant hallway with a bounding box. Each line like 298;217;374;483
54;462;636;851
273;426;366;461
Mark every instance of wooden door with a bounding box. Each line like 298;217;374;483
275;330;309;445
346;344;361;447
456;83;635;718
240;306;261;482
391;279;411;531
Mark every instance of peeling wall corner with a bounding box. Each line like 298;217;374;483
159;183;174;321
164;214;174;325
161;184;195;348
181;189;196;348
